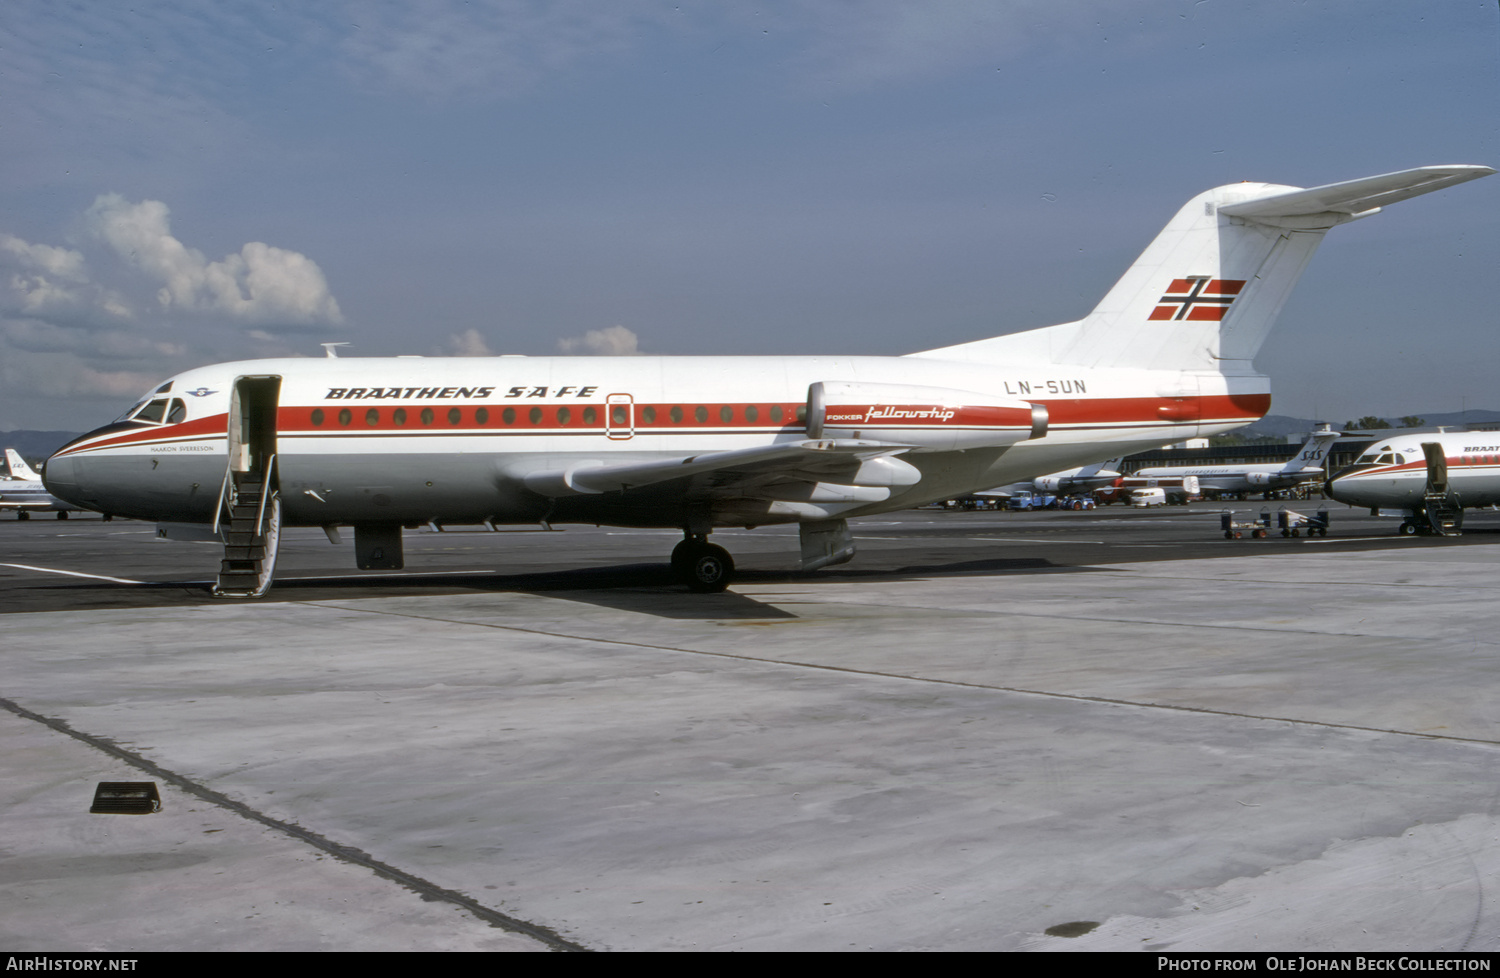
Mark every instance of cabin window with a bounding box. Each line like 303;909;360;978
642;406;657;424
771;405;784;424
745;405;759;423
529;407;542;425
311;409;325;426
795;404;807;423
719;405;733;423
447;408;461;425
669;406;683;424
557;407;572;426
695;406;708;423
338;409;352;426
420;408;435;425
502;407;516;425
475;408;489;425
394;408;408;426
365;408;379;426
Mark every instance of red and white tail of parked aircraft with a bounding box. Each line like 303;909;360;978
1129;425;1341;498
43;165;1493;595
1326;430;1500;536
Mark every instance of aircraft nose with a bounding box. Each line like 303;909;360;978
42;451;85;505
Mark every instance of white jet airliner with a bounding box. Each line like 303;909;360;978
1326;431;1500;536
1130;426;1340;498
43;165;1493;596
2;449;82;519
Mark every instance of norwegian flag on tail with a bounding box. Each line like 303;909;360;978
1149;277;1246;321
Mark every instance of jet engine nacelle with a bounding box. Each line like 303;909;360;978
807;381;1046;452
1034;477;1065;493
1245;471;1274;487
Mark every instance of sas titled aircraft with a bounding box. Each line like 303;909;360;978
1130;426;1341;498
2;449;82;519
1326;431;1500;536
43;165;1493;596
997;457;1125;497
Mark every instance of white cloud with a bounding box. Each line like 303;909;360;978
85;194;343;327
444;328;496;356
557;324;641;356
0;234;106;320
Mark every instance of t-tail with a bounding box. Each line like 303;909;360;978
911;165;1495;373
1281;426;1340;475
5;449;42;482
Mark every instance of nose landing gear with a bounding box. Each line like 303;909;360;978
671;535;734;592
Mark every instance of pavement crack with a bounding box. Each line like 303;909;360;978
0;694;591;953
313;603;1500;750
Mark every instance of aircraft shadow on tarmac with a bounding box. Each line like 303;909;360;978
7;555;1098;619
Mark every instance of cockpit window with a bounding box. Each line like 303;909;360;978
154;381;173;394
1375;453;1395;465
116;398;150;422
1356;453;1378;464
133;399;170;423
166;399;186;424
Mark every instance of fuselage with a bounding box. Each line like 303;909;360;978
0;478;75;514
1327;433;1500;511
45;354;1269;530
1129;462;1322;493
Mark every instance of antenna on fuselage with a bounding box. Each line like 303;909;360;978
321;342;350;358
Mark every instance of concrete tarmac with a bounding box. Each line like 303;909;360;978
3;505;1499;951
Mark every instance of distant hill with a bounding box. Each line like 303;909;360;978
1239;412;1500;439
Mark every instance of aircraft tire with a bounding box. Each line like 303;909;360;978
1399;521;1418;536
57;511;68;520
676;542;733;593
17;511;28;520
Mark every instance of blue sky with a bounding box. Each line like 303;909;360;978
2;0;1496;432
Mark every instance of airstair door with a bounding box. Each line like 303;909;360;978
1420;441;1462;536
216;376;284;596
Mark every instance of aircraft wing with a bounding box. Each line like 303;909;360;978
1220;165;1496;225
517;439;922;502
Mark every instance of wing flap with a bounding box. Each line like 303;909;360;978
519;439;921;498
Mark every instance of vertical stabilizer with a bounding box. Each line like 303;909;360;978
1279;427;1340;474
909;166;1494;372
5;448;41;481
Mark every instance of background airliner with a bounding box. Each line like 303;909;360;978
2;449;82;519
42;165;1494;596
1130;426;1340;499
1326;431;1500;536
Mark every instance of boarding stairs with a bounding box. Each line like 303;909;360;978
213;459;280;597
1421;442;1462;537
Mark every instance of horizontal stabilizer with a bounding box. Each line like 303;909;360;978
1220;165;1496;227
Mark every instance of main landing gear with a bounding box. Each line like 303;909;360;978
671;534;734;592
